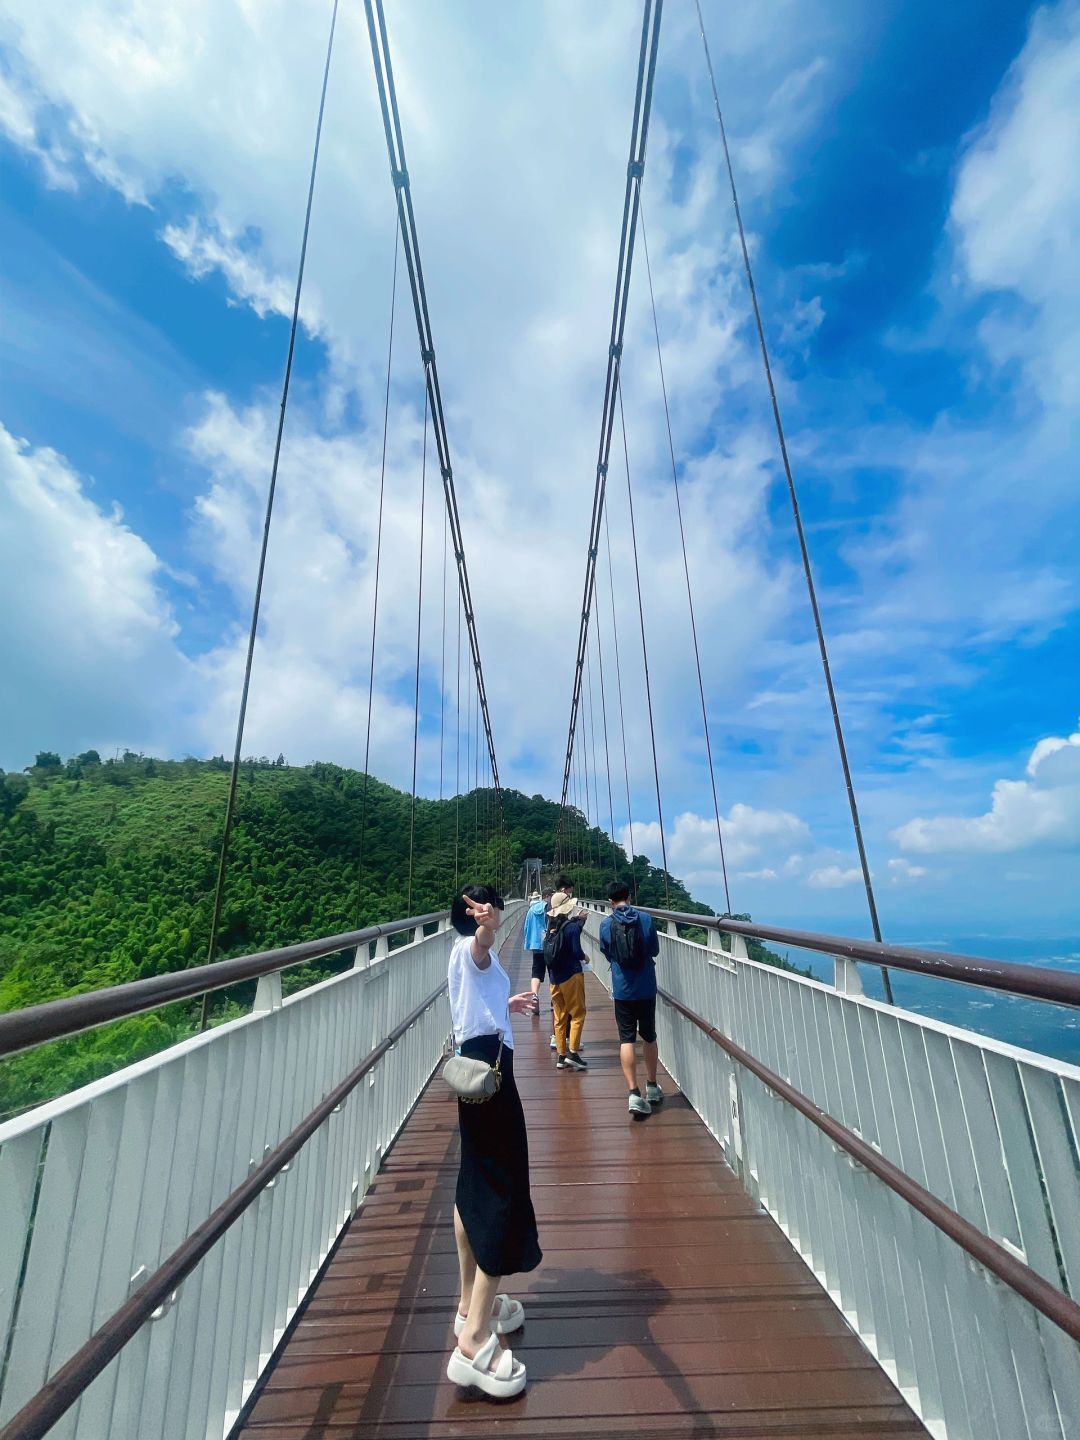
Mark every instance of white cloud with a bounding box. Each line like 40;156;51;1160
950;1;1080;409
888;857;927;884
807;864;862;889
0;67;77;190
0;424;190;766
893;727;1080;854
160;218;320;332
617;802;810;874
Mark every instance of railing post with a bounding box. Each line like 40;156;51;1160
252;971;283;1012
707;927;737;971
728;932;749;961
833;954;864;996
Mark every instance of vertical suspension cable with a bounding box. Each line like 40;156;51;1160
603;504;636;886
580;674;595;873
454;581;461;891
639;203;732;914
407;389;429;913
202;0;340;1030
618;377;670;905
354;221;400;928
591;602;618;877
585;638;600;851
439;499;447;889
472;676;479;863
570;739;580;879
693;0;891;998
584;659;601;877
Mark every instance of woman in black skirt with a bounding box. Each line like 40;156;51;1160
445;886;541;1399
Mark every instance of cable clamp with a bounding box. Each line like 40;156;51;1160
393;166;410;191
628;160;644;180
609;341;623;361
597;462;608;480
441;466;453;483
422;347;434;366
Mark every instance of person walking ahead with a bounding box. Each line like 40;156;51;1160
523;888;551;1017
598;880;662;1116
544;891;588;1071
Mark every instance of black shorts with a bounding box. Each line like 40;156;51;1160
530;951;547;983
614;997;657;1044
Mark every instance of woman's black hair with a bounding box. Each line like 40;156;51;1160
451;884;506;936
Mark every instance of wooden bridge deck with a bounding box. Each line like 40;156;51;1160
236;921;928;1439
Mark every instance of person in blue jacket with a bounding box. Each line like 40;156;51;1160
598;880;662;1116
522;889;551;1017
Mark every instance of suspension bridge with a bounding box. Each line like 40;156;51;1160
1;2;1078;1438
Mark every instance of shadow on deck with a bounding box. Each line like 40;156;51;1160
235;921;928;1438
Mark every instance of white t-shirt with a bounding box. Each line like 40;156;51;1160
447;933;514;1050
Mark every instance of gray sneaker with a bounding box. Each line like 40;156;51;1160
645;1081;664;1105
549;1034;557;1050
628;1091;652;1117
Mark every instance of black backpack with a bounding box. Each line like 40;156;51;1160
543;916;569;969
610;914;647;970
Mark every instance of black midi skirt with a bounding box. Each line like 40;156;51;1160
456;1034;542;1278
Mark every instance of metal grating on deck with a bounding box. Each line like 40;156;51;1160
235;922;928;1439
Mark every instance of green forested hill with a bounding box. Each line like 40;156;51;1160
0;751;797;1114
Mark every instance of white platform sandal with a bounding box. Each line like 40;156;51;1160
446;1331;526;1398
454;1293;524;1337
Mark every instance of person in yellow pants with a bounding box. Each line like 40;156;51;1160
544;892;588;1071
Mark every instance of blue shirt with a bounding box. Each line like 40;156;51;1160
523;899;547;953
599;906;660;1000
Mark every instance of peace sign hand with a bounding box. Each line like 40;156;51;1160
462;894;496;929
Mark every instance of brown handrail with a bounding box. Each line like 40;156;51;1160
0;911;447;1061
658;985;1080;1343
639;905;1080;1009
0;979;449;1440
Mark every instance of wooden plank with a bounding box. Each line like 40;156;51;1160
235;922;927;1440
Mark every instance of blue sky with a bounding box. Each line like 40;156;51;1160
0;0;1077;936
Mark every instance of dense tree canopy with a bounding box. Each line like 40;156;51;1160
0;753;802;1116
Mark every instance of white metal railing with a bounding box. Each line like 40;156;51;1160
580;908;1080;1440
0;903;523;1440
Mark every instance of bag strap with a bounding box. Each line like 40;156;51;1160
448;1002;504;1071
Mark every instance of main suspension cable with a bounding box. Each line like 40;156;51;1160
202;0;340;1029
364;0;503;819
618;376;670;905
694;0;891;996
639;203;732;914
557;0;664;850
